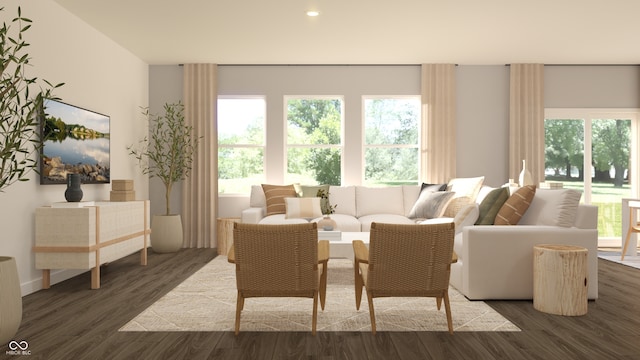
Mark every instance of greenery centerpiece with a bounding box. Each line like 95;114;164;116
128;102;200;252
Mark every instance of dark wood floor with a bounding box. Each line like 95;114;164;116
8;248;640;360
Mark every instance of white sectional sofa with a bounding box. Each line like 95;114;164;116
241;181;599;300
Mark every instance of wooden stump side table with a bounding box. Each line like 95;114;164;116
217;218;241;256
533;244;588;316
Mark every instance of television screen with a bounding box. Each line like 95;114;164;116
40;100;110;184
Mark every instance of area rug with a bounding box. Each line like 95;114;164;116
120;257;520;333
598;251;640;270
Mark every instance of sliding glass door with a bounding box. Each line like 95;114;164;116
545;109;639;245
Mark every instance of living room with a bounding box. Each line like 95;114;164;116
3;0;640;358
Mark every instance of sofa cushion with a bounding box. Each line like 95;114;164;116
329;185;356;216
359;214;416;232
284;197;323;219
408;190;455;219
443;176;485;217
494;185;536;225
262;184;298;216
313;213;362;232
519;188;582;227
475;187;510;225
355;186;405;217
258;214;309;225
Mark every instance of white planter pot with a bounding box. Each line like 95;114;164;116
0;257;22;346
151;215;184;253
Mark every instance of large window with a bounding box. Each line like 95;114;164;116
545;109;638;242
363;97;420;186
286;97;343;185
217;97;266;194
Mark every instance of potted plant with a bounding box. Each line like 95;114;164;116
0;6;62;345
128;102;200;253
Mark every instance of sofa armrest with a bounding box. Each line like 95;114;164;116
241;207;265;224
459;225;598;300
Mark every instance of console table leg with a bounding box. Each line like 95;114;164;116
42;269;50;289
140;247;147;265
91;266;100;289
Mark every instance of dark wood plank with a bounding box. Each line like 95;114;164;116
12;252;640;360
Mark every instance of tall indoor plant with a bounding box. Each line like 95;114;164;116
0;6;62;345
128;102;200;253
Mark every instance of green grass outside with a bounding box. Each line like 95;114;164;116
551;180;631;238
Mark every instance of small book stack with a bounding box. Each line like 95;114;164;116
110;179;135;201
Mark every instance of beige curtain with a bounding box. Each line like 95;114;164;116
509;64;544;185
421;64;456;183
182;64;218;248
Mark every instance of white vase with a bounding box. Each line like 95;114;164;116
519;159;534;187
0;257;22;346
151;215;183;253
318;215;337;231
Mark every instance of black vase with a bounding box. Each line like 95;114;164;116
65;173;83;202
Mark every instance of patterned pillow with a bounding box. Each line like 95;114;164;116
284;197;323;219
475;187;510;225
261;184;298;216
494;185;536;225
409;191;455;219
443;176;485;217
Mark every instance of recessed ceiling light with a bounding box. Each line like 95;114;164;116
306;11;320;17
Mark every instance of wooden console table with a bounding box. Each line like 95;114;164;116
33;200;151;289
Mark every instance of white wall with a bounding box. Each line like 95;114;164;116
0;1;149;295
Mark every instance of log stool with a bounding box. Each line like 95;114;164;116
533;244;588;316
217;218;241;256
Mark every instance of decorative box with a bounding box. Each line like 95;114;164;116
110;190;136;201
112;179;134;191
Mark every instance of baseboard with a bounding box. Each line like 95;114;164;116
21;269;86;296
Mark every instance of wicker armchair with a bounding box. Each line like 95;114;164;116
231;222;328;335
353;222;456;334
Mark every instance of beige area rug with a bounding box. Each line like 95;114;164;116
120;257;520;333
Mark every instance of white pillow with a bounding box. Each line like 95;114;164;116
443;176;485;217
518;188;582;227
249;185;266;208
284;197;323;219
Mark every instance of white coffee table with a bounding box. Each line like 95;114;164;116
318;231;369;258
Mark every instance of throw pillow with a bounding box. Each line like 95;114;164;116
494;185;536;225
300;184;331;214
421;182;447;192
284;197;323;219
261;184;298;216
518;188;582;227
409;191;455;219
443;176;485;218
475;187;510;225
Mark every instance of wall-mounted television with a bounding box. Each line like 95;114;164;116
40;100;110;184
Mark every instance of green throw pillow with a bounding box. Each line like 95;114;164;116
300;184;331;214
475;187;510;225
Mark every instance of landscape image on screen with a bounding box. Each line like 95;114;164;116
40;100;110;184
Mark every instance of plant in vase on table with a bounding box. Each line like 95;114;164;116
128;102;201;253
317;189;337;230
0;6;63;345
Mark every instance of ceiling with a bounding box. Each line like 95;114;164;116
54;0;640;66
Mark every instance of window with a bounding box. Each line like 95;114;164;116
545;109;639;243
363;97;420;186
217;97;266;194
285;97;343;185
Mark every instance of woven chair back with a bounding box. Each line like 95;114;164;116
233;222;319;297
367;222;455;296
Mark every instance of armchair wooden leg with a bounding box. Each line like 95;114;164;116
366;291;376;335
312;291;318;336
319;261;328;310
355;266;363;310
436;296;442;310
235;292;243;336
443;291;453;335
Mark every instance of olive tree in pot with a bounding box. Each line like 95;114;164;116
128;102;200;253
0;7;62;345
